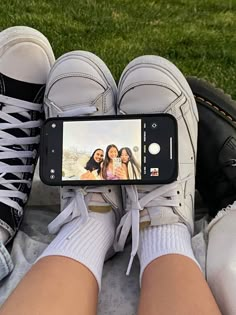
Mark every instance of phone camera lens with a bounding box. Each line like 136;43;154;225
151;123;158;129
50;169;55;174
52;123;56;128
50;174;55;179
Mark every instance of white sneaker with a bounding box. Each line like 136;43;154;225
115;55;199;273
206;202;236;315
43;51;123;256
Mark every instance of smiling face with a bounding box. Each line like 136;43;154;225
108;146;118;159
120;149;129;164
93;149;104;163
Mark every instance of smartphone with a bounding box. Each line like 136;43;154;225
113;158;122;174
39;114;178;185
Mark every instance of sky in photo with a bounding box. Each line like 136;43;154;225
63;119;141;158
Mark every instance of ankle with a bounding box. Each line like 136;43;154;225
138;223;201;283
38;211;116;291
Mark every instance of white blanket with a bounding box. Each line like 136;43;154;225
0;164;207;314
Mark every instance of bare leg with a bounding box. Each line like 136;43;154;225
138;254;221;315
0;256;98;315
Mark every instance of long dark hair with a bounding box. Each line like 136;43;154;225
101;144;119;179
119;147;141;179
85;148;103;173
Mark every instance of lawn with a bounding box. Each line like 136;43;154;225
1;0;236;98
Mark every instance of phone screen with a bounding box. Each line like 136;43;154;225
62;119;142;181
40;114;178;185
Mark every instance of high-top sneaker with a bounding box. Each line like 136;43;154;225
187;76;236;217
39;51;123;290
0;26;55;280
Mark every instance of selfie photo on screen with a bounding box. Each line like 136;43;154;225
62;120;142;181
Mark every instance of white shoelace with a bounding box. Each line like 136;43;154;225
0;94;42;215
115;182;182;275
48;186;112;237
44;97;98;117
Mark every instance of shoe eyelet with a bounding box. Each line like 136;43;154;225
17;209;23;216
177;191;180;194
179;203;182;206
108;189;111;193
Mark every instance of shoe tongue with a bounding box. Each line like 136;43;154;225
88;193;107;204
140;206;179;227
146;205;171;214
2;73;44;102
61;189;110;213
137;184;160;193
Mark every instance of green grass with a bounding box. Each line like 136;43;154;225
1;0;236;98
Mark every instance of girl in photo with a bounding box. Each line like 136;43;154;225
80;148;104;180
119;147;141;180
101;144;127;180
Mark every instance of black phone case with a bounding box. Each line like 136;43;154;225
40;114;178;186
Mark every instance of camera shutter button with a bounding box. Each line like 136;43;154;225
148;143;160;155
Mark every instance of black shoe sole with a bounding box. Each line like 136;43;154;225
187;76;236;128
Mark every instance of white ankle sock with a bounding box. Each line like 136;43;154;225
138;223;200;283
38;211;116;291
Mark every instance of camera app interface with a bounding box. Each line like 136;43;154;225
62;119;142;181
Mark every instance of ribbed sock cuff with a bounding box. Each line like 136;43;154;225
138;223;200;283
38;212;115;291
